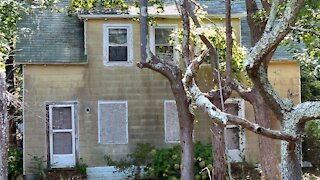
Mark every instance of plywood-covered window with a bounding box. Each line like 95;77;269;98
164;100;180;143
103;24;132;66
98;101;128;144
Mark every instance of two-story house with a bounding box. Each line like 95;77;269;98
16;0;300;178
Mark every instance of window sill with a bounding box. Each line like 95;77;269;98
103;61;133;67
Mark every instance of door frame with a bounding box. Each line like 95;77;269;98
49;104;76;168
225;98;245;162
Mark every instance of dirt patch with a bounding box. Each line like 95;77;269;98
47;169;86;180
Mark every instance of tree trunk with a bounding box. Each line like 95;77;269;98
0;69;8;180
211;100;227;180
5;47;17;147
171;79;195;180
281;140;302;180
211;124;226;180
281;117;302;180
252;89;281;180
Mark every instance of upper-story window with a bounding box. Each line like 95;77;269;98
103;24;133;66
150;25;178;62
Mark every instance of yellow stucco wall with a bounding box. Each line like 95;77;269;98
23;17;300;173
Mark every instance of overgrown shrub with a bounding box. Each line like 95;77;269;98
8;147;23;178
147;142;212;180
105;143;155;179
303;120;320;168
107;142;213;179
29;155;48;179
75;158;88;176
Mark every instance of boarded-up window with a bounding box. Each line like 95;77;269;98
164;100;180;143
98;101;128;144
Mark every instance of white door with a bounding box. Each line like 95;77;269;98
225;99;245;162
49;104;76;168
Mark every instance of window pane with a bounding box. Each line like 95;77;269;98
99;102;127;144
226;127;240;150
109;29;127;44
109;46;128;61
53;132;72;154
52;107;72;129
155;28;173;44
156;46;173;61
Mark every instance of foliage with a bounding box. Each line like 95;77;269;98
8;147;23;178
303;173;319;180
106;142;213;179
68;0;129;14
105;143;155;179
147;142;212;179
75;158;88;176
29;155;48;180
173;23;246;80
303;120;320;168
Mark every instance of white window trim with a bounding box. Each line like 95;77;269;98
98;100;129;144
103;24;133;66
164;100;180;143
225;98;246;162
149;24;179;62
49;104;76;168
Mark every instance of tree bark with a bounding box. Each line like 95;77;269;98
171;79;195;180
0;69;8;180
281;141;302;180
211;123;226;180
252;88;281;180
6;45;17;147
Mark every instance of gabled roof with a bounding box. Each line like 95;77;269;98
15;0;292;64
78;1;247;19
16;0;87;64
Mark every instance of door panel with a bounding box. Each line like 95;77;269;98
49;105;75;168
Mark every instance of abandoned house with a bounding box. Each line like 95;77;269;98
16;0;300;178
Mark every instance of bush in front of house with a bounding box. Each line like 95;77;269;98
303;120;320;168
106;142;213;179
8;147;23;178
146;141;212;180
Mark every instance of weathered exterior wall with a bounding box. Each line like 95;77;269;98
23;17;300;174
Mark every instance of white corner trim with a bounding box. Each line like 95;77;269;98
98;100;129;144
22;66;25;174
102;24;133;67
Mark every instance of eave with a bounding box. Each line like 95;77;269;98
77;13;246;20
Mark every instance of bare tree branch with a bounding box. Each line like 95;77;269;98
244;0;304;69
290;26;320;36
187;0;220;74
181;0;190;67
264;0;280;33
261;0;271;11
183;55;298;142
225;0;232;83
229;79;253;102
291;102;320;125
